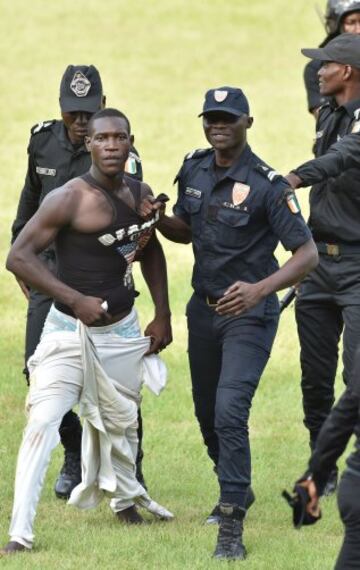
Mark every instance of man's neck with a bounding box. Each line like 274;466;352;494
89;165;125;192
335;85;360;107
214;141;247;167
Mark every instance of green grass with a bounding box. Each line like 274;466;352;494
0;1;349;568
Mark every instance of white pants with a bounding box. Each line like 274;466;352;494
9;306;170;548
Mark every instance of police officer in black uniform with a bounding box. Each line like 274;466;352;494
289;348;360;569
139;86;318;560
304;0;360;118
11;64;144;504
290;34;360;496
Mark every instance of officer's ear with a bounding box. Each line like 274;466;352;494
85;135;91;151
101;95;106;109
130;134;134;145
246;116;254;129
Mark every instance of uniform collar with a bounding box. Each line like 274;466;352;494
202;143;252;182
58;121;88;154
341;97;360;117
333;97;360;117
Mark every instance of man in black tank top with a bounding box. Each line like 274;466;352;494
11;64;146;501
2;108;172;555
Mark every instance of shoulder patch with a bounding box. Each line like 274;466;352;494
283;188;301;214
184;148;213;161
255;163;282;183
30;120;56;136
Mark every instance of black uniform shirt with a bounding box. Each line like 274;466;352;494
304;59;329;113
173;145;311;319
11;120;143;242
306;99;360;243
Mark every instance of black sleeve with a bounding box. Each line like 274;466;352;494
292;133;360;187
308;386;359;493
303;60;326;113
11;138;42;243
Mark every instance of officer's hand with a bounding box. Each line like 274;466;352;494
15;276;30;300
298;478;320;518
285;173;302;189
144;314;172;355
138;196;166;221
72;294;111;325
216;281;263;316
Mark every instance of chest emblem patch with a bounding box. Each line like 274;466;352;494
232;182;250;205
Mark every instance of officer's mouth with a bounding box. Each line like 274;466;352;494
211;133;230;142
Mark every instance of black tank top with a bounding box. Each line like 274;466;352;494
55;173;157;317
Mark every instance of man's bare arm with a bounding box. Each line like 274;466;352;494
6;186;107;325
140;233;172;354
138;197;191;243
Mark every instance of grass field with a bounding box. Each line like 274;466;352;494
0;1;350;568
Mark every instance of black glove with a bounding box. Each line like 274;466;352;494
282;484;322;529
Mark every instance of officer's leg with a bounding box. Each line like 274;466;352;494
213;316;277;560
335;471;360;570
187;294;222;467
341;304;360;386
296;300;343;447
215;317;277;508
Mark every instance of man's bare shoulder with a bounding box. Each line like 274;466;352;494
140;181;153;199
43;177;89;206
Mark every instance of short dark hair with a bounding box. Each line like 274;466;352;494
87;108;131;135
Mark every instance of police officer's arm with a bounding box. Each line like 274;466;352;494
11;138;43;298
217;240;317;316
217;183;318;316
296;385;359;516
285;133;360;189
6;186;108;325
137;183;172;354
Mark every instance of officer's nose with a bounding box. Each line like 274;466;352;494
74;112;90;125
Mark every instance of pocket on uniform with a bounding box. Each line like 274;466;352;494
216;208;250;247
183;197;203;235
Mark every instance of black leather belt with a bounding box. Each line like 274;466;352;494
316;242;360;256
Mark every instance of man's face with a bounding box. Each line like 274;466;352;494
318;61;348;95
202;111;252;151
341;11;360;34
62;110;94;145
85;116;131;177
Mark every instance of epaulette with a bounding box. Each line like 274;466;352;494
30;120;56;136
128;150;142;163
255;163;282;183
184;148;213;161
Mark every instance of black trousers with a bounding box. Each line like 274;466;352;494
296;253;360;445
335;470;360;570
187;293;278;508
24;252;144;462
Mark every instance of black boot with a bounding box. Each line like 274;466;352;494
206;487;255;524
213;503;247;560
54;412;82;499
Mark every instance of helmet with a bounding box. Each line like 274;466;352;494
325;0;360;34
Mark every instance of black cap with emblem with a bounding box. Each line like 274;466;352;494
199;86;250;118
302;33;360;69
59;65;103;113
